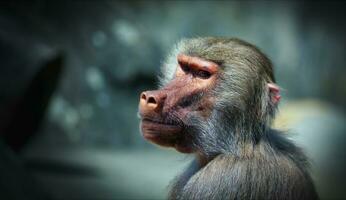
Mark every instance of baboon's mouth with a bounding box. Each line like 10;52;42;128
140;118;182;138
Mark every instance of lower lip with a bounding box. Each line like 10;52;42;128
140;119;182;136
141;131;158;141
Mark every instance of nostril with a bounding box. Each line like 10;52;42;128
141;93;147;100
147;96;157;104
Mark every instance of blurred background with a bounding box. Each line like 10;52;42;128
0;1;345;200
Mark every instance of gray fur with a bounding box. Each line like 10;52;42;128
159;37;318;200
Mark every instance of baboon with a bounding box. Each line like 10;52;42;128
138;37;318;200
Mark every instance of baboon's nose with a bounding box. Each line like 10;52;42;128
139;90;166;112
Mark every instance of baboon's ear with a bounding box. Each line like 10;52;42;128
267;83;281;104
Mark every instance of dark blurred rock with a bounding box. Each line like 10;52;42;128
0;140;50;200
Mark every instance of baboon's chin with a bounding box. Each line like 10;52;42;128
175;143;194;153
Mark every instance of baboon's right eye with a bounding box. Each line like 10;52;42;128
196;70;211;79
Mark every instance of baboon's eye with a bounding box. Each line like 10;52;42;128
196;70;211;79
